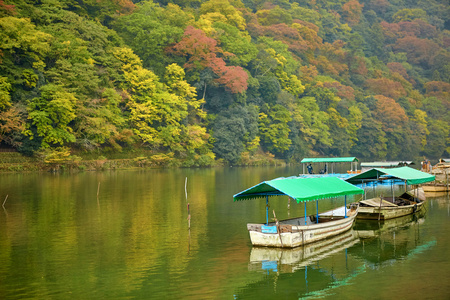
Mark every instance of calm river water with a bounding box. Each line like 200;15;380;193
0;166;449;299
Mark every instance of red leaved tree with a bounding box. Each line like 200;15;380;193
393;36;439;67
171;26;248;93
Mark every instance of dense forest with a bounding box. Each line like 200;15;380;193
0;0;449;167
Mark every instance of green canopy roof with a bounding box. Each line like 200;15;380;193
233;177;364;203
301;157;358;163
345;166;435;185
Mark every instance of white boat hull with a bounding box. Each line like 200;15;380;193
247;208;358;248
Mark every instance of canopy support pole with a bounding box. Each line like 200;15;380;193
392;180;394;202
266;195;269;225
316;200;319;224
304;202;307;225
344;196;347;218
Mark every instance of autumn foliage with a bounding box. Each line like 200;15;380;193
171;26;248;93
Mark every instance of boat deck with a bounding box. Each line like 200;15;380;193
319;206;351;217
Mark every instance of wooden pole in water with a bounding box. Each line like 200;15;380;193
185;177;190;229
97;182;100;198
187;203;191;229
2;195;8;208
185;177;188;201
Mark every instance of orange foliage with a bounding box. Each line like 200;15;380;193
365;78;407;100
113;0;136;15
341;0;364;25
259;23;309;56
381;20;437;41
425;81;450;101
393;36;439;67
320;41;347;60
387;62;416;85
353;57;368;75
387;62;408;79
292;20;323;52
323;81;355;101
299;65;318;83
0;107;25;147
310;56;348;77
373;95;408;132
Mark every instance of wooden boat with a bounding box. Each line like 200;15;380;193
357;192;423;220
246;205;358;248
234;177;364;248
422;183;449;192
346;167;434;220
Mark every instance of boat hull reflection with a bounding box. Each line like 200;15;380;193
249;230;359;273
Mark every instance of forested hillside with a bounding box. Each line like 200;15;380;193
0;0;449;166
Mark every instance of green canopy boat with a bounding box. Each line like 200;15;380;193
345;167;435;220
300;157;359;175
346;166;435;185
234;177;364;248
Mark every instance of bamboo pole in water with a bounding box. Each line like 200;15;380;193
2;195;8;208
185;177;190;229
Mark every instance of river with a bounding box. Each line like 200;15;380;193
0;166;449;299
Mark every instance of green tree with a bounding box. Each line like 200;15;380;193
352;103;387;160
113;2;193;74
212;105;258;164
422;120;449;158
25;84;77;148
258;103;292;156
0;16;51;71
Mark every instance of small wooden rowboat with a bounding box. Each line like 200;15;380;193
234;177;364;248
357;192;423;220
421;183;449;193
346;167;434;220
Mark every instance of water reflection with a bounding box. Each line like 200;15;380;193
0;168;448;299
236;230;365;299
351;212;436;269
237;208;437;299
248;230;359;273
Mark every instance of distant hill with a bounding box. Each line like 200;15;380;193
0;0;448;166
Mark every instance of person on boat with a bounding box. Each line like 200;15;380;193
307;163;313;174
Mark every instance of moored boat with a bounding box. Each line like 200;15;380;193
357;192;424;220
346;166;434;220
234;177;364;248
422;183;449;193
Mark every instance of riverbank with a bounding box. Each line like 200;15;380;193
0;151;286;172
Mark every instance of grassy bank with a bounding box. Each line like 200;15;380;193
0;151;286;173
